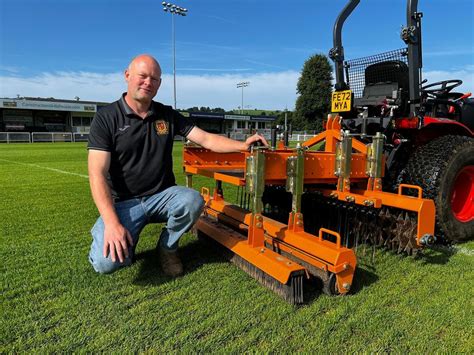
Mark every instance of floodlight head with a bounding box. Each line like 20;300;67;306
163;7;168;11
162;1;166;5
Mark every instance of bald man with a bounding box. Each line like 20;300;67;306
87;54;267;277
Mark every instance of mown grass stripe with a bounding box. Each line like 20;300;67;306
0;158;89;179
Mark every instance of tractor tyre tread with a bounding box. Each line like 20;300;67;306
397;135;473;242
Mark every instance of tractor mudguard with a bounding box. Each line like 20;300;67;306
422;117;474;137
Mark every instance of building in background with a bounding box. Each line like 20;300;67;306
0;97;275;139
183;111;275;139
0;97;106;133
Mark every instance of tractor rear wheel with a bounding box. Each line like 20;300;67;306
398;135;474;242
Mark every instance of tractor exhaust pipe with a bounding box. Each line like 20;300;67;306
329;0;360;91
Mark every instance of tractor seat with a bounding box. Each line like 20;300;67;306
355;60;409;106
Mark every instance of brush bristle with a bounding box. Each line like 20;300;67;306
198;230;304;304
230;253;304;305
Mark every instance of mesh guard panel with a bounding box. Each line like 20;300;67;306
344;48;408;98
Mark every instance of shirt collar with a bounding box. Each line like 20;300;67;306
119;93;156;118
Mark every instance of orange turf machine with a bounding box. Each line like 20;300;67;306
183;115;436;304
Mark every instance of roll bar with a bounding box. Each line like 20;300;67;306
329;0;423;115
402;0;423;116
328;0;360;91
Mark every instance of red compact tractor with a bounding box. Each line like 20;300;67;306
182;0;472;304
328;0;473;242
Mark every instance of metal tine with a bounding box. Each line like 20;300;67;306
353;210;361;252
389;210;400;248
407;217;418;257
344;206;351;248
391;212;404;251
385;212;397;249
337;203;343;236
396;212;410;254
400;216;411;252
362;212;371;256
397;215;407;254
371;242;376;264
355;213;364;253
397;234;406;254
370;211;378;245
355;231;359;253
354;219;362;249
404;239;413;256
384;208;393;245
377;209;387;246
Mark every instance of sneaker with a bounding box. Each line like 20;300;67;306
158;247;183;277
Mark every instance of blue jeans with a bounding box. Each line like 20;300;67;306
89;185;204;274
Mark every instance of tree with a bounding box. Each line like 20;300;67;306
295;54;333;131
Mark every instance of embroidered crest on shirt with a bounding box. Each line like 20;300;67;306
155;120;169;135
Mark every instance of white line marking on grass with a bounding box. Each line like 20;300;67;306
453;246;474;256
0;158;89;179
432;244;474;257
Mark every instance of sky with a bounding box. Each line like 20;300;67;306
0;0;473;111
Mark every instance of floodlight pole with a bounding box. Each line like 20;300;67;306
162;2;188;109
236;81;250;114
172;13;176;109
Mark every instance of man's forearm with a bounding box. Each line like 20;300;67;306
186;126;267;153
200;134;247;153
89;174;120;226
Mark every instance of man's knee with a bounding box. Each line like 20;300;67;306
89;253;131;274
190;190;204;221
182;189;205;218
191;190;205;212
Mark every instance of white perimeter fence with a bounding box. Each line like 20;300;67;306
228;132;316;142
0;132;89;143
0;131;316;144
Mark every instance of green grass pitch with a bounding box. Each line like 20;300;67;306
1;142;473;352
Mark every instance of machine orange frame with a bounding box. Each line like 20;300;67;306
183;115;436;295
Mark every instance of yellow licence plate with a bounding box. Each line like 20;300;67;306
331;90;352;112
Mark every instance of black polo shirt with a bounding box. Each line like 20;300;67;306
87;95;195;200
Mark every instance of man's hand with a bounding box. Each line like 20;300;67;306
244;133;269;150
103;223;134;263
